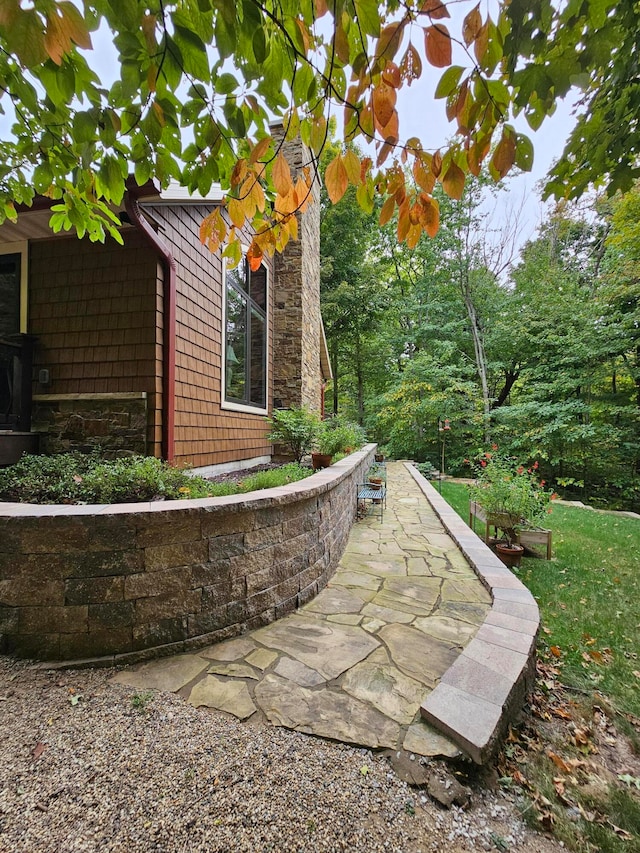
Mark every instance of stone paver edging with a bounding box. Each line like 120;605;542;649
405;464;540;764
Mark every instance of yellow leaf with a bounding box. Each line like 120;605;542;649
231;158;248;187
325;154;349;204
228;198;245;229
424;24;451;68
249;136;271;164
442;161;465;200
406;222;421;249
272;151;293;196
343;149;361;185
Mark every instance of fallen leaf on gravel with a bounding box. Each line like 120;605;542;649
360;766;369;776
32;742;47;761
69;694;83;706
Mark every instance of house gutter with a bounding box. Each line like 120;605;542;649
125;187;176;464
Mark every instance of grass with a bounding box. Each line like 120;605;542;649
440;480;640;717
440;479;640;853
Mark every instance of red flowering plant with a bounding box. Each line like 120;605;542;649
467;449;555;545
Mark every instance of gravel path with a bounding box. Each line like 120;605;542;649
1;657;565;853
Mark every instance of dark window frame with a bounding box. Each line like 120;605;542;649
223;257;268;411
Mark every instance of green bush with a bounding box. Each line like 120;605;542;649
236;463;310;492
266;407;322;462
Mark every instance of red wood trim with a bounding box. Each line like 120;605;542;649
124;190;176;463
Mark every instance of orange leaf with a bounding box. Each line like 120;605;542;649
424;24;451;68
463;5;482;46
379;195;395;226
249;136;271;164
549;645;562;658
442;161;465;200
421;0;450;19
413;158;435;193
431;150;442;177
375;22;405;64
382;62;401;88
474;21;489;64
325;154;349;204
422;195;439;237
372;83;396;129
272;151;293;196
406;222;422;249
397;201;411;241
400;42;423;86
547;751;572;774
247;240;264;271
492;131;517;179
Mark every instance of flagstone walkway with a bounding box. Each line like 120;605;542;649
113;463;493;759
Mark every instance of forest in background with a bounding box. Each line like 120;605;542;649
320;144;640;511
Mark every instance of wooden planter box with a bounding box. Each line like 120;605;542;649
469;501;552;560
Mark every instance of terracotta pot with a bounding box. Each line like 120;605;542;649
374;454;384;463
368;478;383;489
311;452;332;470
495;542;525;569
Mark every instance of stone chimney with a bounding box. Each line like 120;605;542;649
271;128;323;413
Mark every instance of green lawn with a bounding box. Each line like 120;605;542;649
440;481;640;717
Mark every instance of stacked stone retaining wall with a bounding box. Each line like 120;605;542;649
0;445;376;663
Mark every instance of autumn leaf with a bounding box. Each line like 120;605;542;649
272;150;293;196
375;21;405;64
343;149;361;185
379;195;395;226
400;43;422;86
228;198;245;229
250;136;271;164
372;83;396;129
492;129;517;178
547;750;572;774
32;742;47;761
462;5;482;46
421;0;450;19
324;154;349;204
442;161;465;199
549;645;562;658
424;24;452;68
246;240;263;271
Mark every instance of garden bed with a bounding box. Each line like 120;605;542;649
0;445;377;663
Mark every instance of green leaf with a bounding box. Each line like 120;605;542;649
354;0;380;38
173;24;210;81
214;13;237;60
435;65;464;99
514;133;534;171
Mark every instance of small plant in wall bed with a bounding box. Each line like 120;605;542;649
0;453;312;505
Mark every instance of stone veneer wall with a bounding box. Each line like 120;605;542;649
0;445;376;663
31;393;148;457
272;135;322;412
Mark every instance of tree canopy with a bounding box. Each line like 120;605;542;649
0;0;633;264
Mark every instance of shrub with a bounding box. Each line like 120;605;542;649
266;407;321;462
236;463;310;492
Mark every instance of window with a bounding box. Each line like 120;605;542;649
224;258;267;410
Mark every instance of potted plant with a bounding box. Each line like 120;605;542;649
312;418;366;470
468;449;554;568
367;463;385;489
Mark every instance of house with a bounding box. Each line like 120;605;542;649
0;134;331;471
